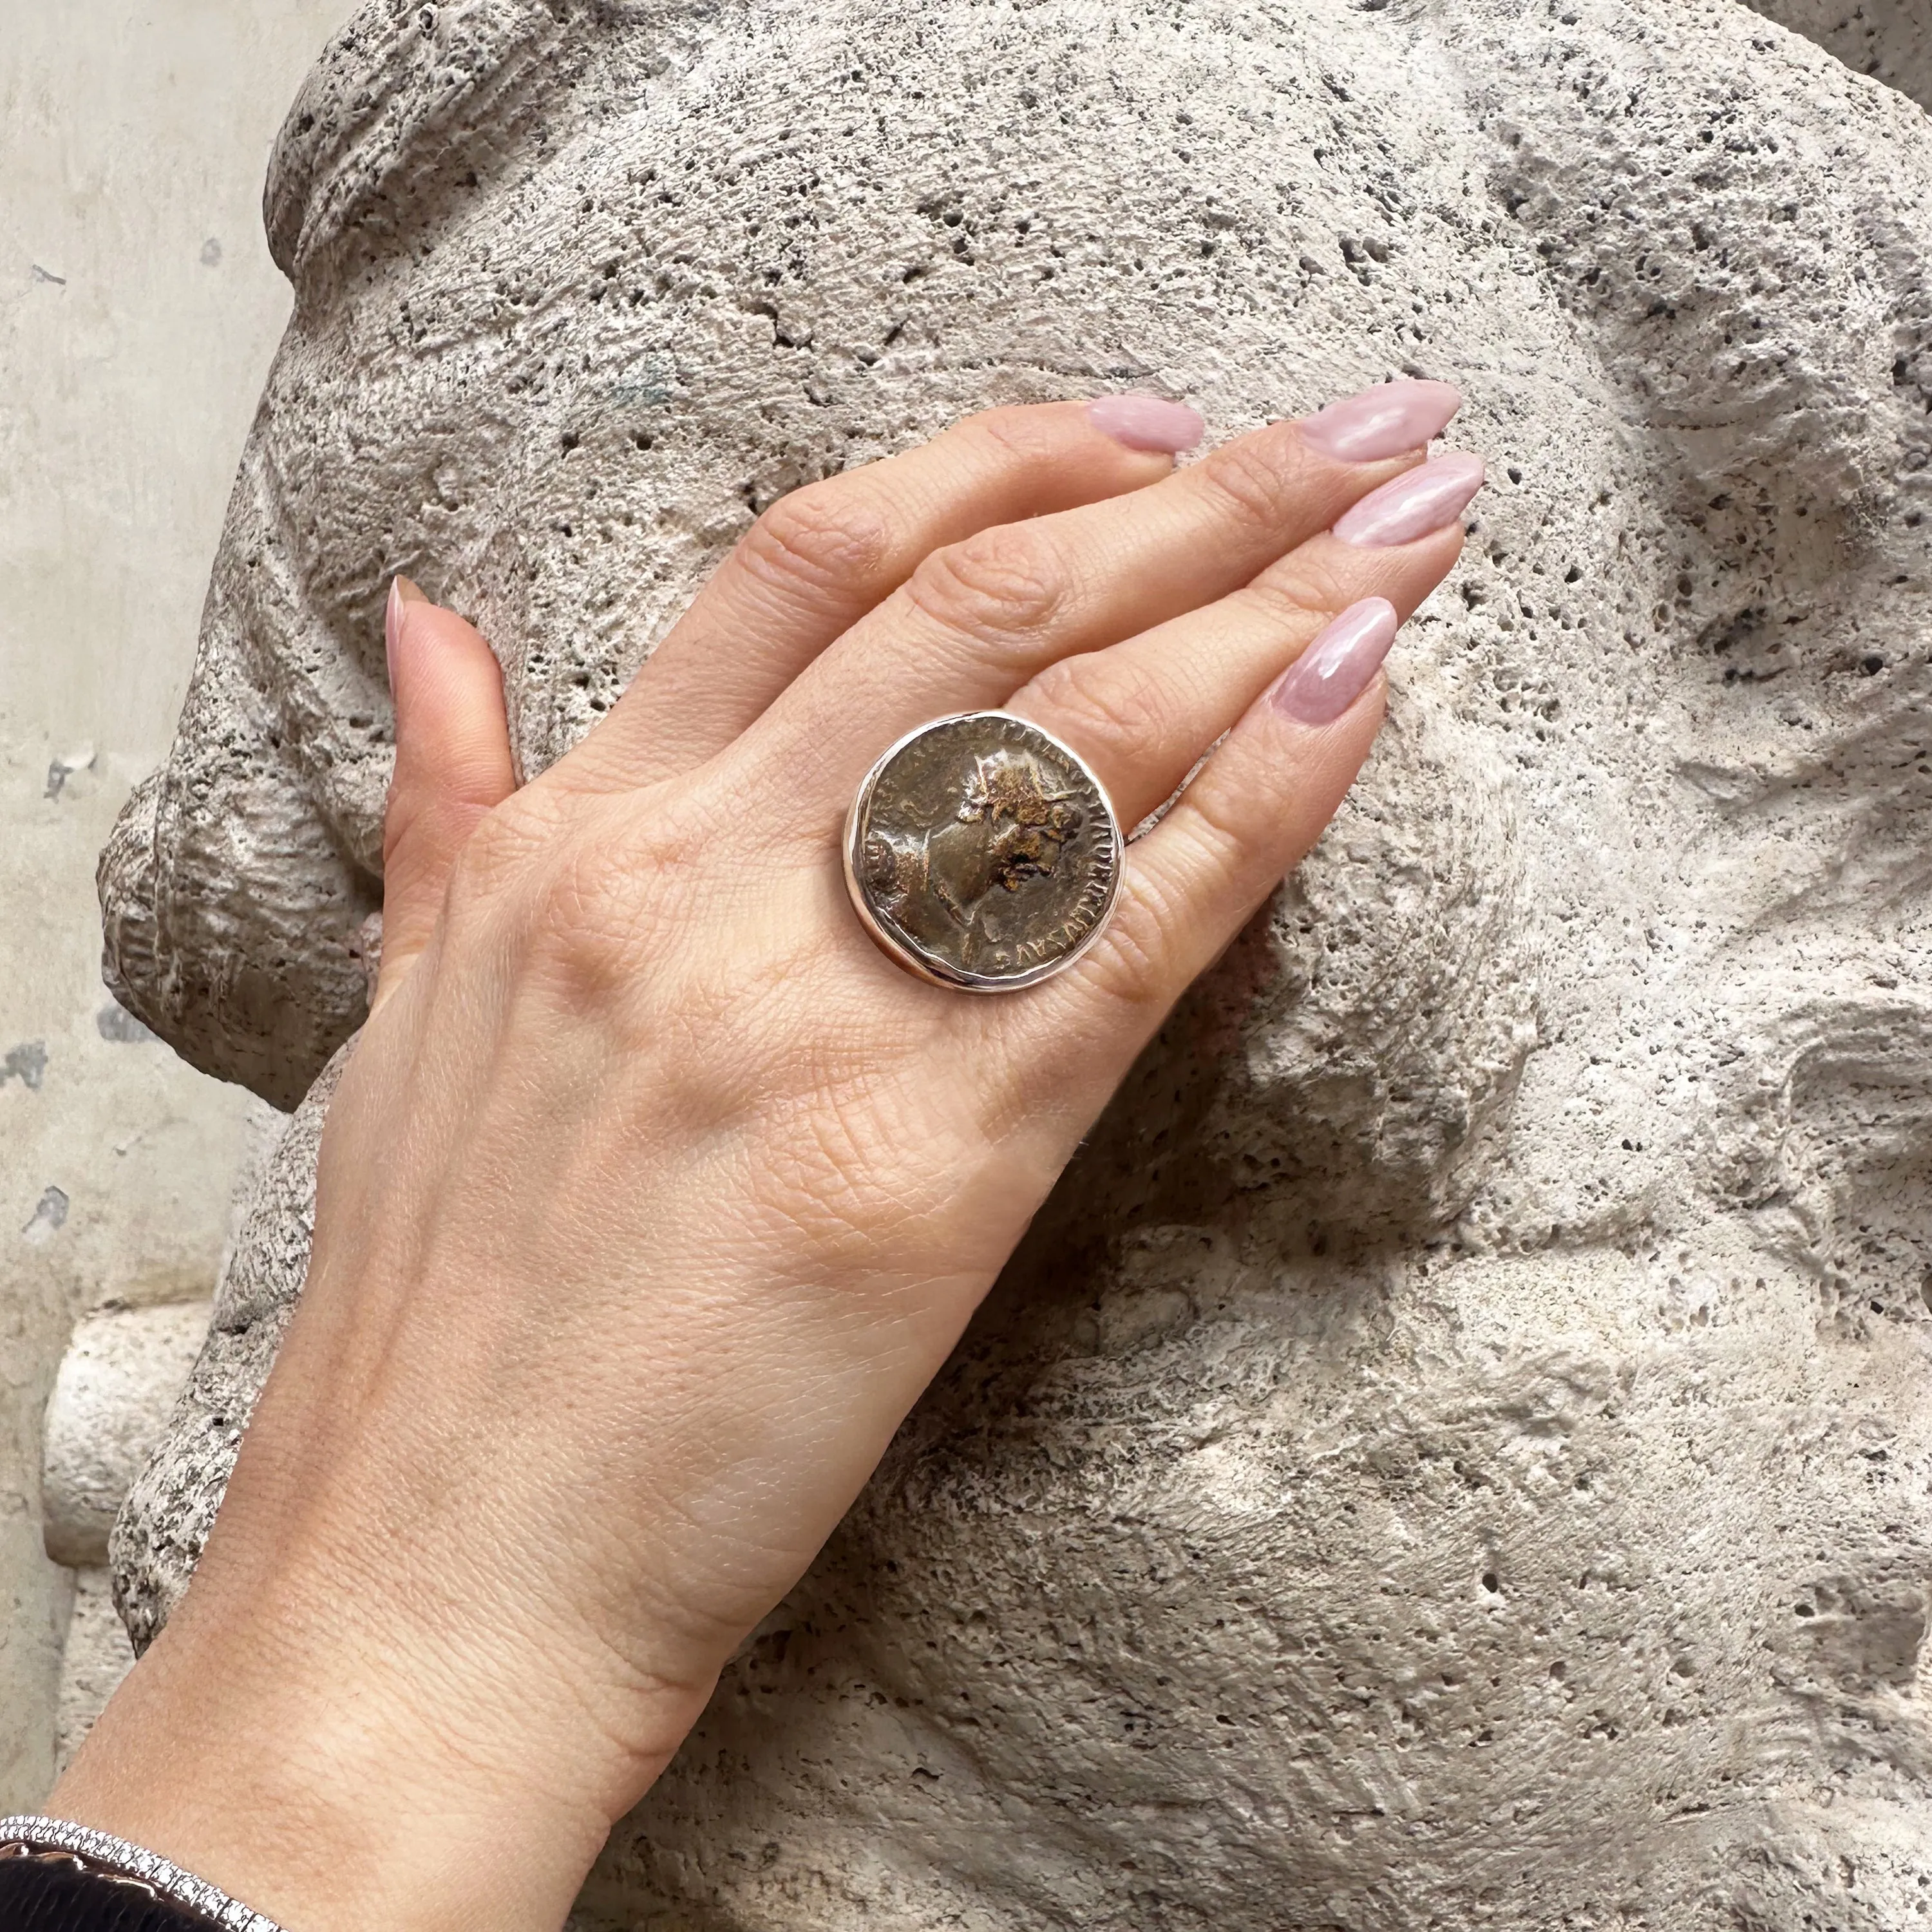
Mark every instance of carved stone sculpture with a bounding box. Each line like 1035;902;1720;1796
96;0;1932;1922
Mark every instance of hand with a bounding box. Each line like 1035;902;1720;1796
53;386;1479;1931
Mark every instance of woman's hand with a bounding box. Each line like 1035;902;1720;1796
52;386;1479;1932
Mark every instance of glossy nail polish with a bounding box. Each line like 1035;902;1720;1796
1087;393;1207;454
1302;379;1463;463
384;576;427;684
1334;453;1486;548
385;579;406;683
1270;598;1400;725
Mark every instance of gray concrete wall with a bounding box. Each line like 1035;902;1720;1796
0;3;346;1807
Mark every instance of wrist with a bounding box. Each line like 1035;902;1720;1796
47;1561;699;1932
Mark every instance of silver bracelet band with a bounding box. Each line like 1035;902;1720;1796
0;1815;287;1931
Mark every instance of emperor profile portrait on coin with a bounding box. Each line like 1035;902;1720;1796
844;712;1121;991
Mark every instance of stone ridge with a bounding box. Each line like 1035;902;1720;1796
1745;0;1931;112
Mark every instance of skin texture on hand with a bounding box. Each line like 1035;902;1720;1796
50;390;1475;1932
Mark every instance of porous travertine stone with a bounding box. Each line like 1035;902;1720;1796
37;1303;210;1775
0;0;343;1803
1745;0;1931;110
53;1571;134;1776
41;1302;213;1569
40;1302;212;1774
104;1;1932;1924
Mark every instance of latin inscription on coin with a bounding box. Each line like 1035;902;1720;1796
846;712;1121;991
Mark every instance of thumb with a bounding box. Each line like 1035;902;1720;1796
374;577;516;1011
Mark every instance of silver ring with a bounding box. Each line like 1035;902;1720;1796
844;711;1121;992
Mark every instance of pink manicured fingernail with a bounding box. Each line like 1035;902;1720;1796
1302;379;1463;463
384;576;427;684
1333;453;1486;548
1270;598;1400;725
1086;393;1206;453
385;578;405;683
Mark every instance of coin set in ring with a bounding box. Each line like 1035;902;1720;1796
844;712;1121;991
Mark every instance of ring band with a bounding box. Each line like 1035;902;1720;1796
844;711;1121;992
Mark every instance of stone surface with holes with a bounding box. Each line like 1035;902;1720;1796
101;1;1932;1925
1743;0;1931;109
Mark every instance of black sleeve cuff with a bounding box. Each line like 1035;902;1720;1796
0;1850;218;1932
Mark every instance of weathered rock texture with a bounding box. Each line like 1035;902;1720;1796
1745;0;1931;111
40;1303;212;1777
41;1302;211;1570
0;0;336;1803
53;1569;135;1777
104;0;1932;1924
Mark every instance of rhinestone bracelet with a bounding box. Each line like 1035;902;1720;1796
0;1817;286;1932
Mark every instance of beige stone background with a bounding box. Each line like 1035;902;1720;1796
0;3;346;1807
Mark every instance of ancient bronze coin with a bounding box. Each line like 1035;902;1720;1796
844;712;1121;992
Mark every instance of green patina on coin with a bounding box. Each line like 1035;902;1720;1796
845;712;1121;991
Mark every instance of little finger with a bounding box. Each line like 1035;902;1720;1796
1005;453;1482;830
1065;595;1403;1023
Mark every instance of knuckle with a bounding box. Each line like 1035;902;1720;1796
522;870;639;1004
1242;553;1356;629
1077;884;1175;1014
1026;654;1169;762
950;402;1065;470
516;817;687;990
1196;430;1305;540
905;526;1066;644
1174;784;1255;877
738;482;894;599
